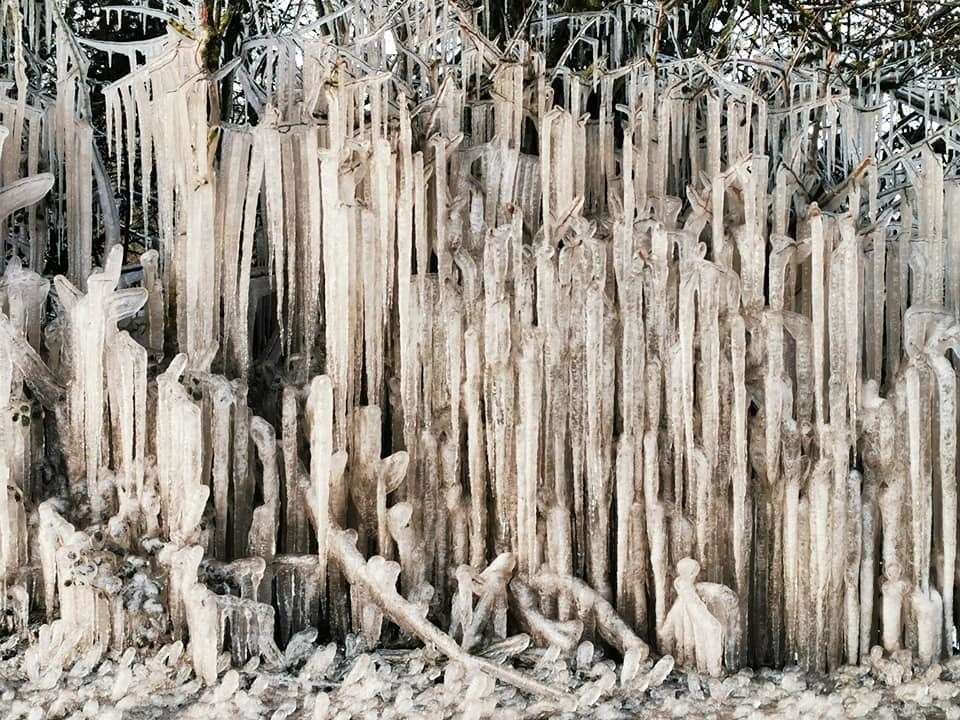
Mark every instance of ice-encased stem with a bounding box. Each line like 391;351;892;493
305;376;334;608
327;526;569;703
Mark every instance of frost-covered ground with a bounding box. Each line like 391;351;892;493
3;630;960;720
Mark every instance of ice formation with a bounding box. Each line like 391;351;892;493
0;0;958;716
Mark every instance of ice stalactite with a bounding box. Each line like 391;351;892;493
6;3;960;712
270;554;323;648
104;329;146;547
181;555;284;684
139;248;163;360
155;354;209;545
248;415;280;567
56;244;147;517
0;119;54;606
50;26;96;287
0;129;52;238
658;558;733;677
281;385;310;555
349;406;409;561
305;375;334;616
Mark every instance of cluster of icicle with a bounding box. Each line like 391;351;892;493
0;0;959;707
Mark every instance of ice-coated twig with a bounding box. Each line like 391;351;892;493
326;526;571;703
529;568;650;659
509;576;584;653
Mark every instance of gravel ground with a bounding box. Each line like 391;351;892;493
2;629;960;719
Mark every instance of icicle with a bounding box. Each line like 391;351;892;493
516;330;542;577
319;97;348;442
55;245;147;517
305;376;334;609
255;117;285;349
